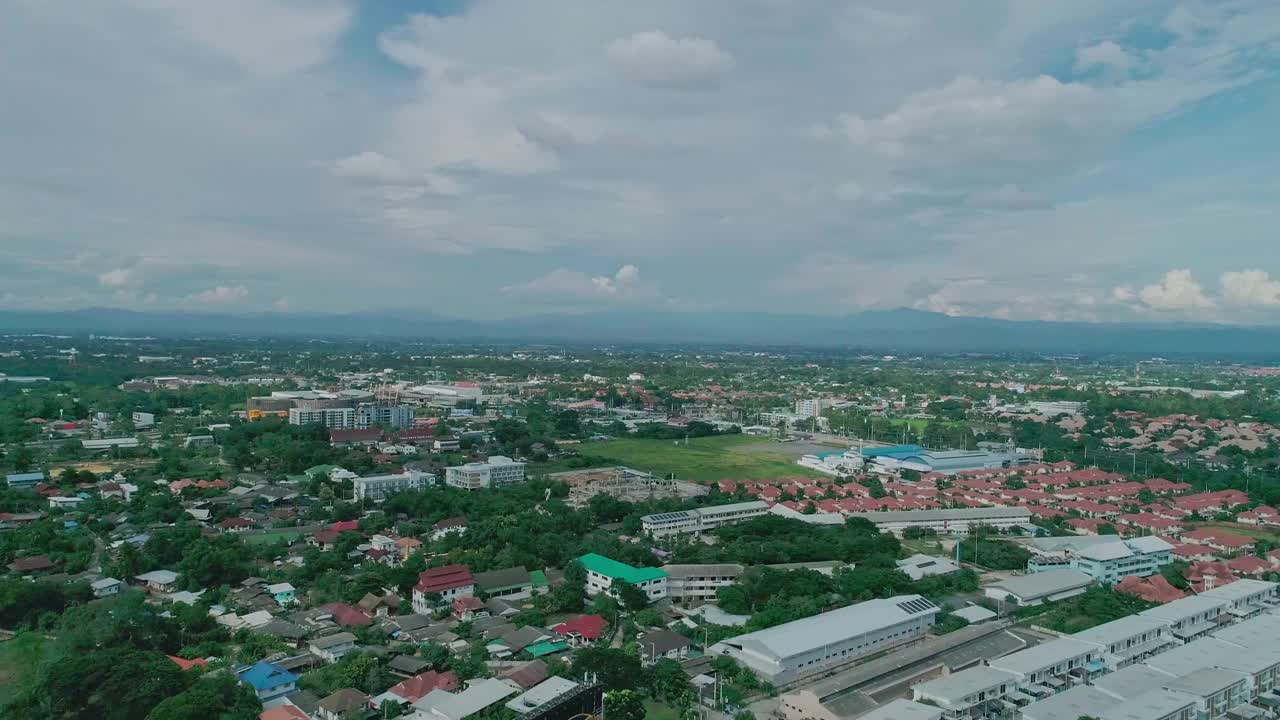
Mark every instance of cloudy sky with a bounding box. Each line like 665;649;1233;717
3;0;1279;323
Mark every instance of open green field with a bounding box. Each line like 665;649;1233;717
244;529;306;545
0;634;51;703
1196;523;1280;542
541;434;826;482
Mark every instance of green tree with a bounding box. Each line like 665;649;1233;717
603;689;646;720
611;579;651;612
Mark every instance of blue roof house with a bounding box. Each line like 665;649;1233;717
239;661;298;701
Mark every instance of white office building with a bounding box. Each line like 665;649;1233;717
845;507;1033;536
352;470;433;502
795;398;827;417
641;501;770;538
445;456;526;491
131;411;155;428
711;595;939;684
288;406;355;429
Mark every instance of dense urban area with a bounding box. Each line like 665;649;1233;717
7;335;1280;720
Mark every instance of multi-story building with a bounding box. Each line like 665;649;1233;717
662;564;744;604
288;406;355;429
712;595;939;684
1027;536;1173;584
412;564;474;614
445;456;526;491
131;411;155;428
356;403;414;430
577;553;668;603
845;507;1033;537
352;470;432;502
794;398;827;417
641;501;770;538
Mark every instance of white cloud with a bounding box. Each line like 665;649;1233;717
1074;40;1133;73
501;264;661;305
272;296;291;311
607;31;734;90
188;285;249;304
1221;269;1280;306
98;268;139;289
1137;269;1214;310
331;151;412;184
123;0;355;76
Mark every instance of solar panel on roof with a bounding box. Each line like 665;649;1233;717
896;598;938;615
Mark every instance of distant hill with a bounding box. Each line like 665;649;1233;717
3;307;1280;356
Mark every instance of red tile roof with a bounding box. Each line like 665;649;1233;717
416;565;473;594
321;602;373;626
168;655;209;671
385;670;459;703
552;614;606;641
1114;575;1186;604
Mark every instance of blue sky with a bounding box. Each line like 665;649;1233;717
2;0;1278;323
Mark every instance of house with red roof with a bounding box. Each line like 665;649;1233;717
451;596;489;621
1228;555;1271;577
551;614;606;647
310;529;341;551
219;516;255;533
1180;528;1255;556
371;670;459;707
1185;561;1237;592
329;428;382;446
413;565;474;614
330;520;360;533
320;602;373;627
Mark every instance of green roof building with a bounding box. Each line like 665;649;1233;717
576;553;668;602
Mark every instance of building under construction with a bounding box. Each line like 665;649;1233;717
551;466;709;506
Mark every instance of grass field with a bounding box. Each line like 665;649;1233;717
1196;523;1280;542
0;634;50;703
643;700;681;720
244;529;306;545
545;434;826;482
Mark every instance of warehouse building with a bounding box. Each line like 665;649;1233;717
985;570;1094;607
640;500;769;538
846;507;1033;536
710;595;939;684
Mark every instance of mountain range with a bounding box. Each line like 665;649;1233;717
2;307;1280;356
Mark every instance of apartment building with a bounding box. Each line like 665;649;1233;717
445;456;526;491
355;403;414;430
662;564;744;604
352;470;433;502
640;500;770;538
1072;616;1174;671
288;406;355;429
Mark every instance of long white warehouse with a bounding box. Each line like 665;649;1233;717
845;507;1033;536
709;594;939;684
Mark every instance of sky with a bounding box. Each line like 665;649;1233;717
2;0;1279;323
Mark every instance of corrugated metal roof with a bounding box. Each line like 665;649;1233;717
721;594;937;662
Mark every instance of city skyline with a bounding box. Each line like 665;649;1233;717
3;1;1279;323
